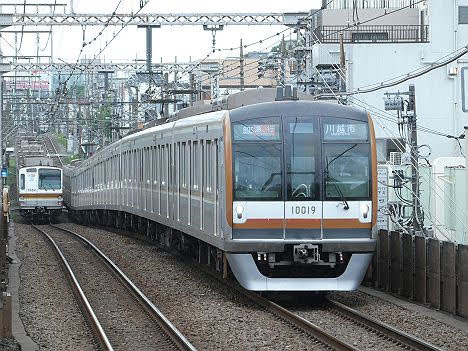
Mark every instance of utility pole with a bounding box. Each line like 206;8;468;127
339;33;346;92
384;84;423;235
280;35;286;86
239;39;245;91
408;85;422;233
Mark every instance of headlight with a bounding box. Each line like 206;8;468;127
57;196;63;201
360;204;370;219
19;196;24;201
235;204;244;219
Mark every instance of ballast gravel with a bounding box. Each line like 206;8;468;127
44;225;180;350
57;223;330;350
329;291;468;351
15;222;97;351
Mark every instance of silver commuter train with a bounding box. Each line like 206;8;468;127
18;165;63;222
65;89;377;291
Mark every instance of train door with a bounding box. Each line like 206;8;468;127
283;116;321;240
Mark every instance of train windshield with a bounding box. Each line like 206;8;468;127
233;117;282;201
38;169;61;190
323;118;370;200
232;116;370;201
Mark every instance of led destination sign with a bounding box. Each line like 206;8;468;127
233;124;281;141
323;122;368;141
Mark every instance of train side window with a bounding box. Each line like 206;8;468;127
181;142;186;188
206;140;212;193
166;144;170;187
193;141;199;190
20;174;25;190
153;146;157;184
177;142;181;189
161;145;166;185
214;139;219;194
201;140;204;193
188;141;192;191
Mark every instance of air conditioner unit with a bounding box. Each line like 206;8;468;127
389;152;402;166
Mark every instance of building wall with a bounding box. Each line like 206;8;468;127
322;8;420;26
314;1;468;160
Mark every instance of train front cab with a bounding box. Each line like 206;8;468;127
223;102;377;291
18;166;63;221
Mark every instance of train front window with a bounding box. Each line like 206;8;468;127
285;117;319;201
233;144;282;201
38;169;61;190
323;144;370;199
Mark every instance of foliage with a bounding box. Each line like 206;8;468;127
55;132;67;149
96;106;112;139
270;39;300;53
62;154;81;165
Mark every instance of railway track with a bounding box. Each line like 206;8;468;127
45;223;446;350
43;135;63;167
324;298;443;351
197;257;442;351
32;224;196;351
196;265;357;351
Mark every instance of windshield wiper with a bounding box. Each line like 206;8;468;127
325;172;349;210
324;144;358;211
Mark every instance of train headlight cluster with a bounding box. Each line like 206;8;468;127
235;204;244;219
360;204;370;219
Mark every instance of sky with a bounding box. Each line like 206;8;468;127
0;0;322;65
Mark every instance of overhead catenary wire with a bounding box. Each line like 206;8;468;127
45;0;151;127
314;65;460;242
309;28;468;240
196;0;426;88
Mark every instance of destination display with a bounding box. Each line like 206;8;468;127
233;124;281;141
323;122;368;141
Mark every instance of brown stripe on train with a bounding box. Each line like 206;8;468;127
322;219;371;229
224;113;233;227
233;219;283;229
367;113;378;227
286;219;321;229
20;194;62;198
233;219;369;229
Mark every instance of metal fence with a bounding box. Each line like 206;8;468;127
314;25;429;43
365;230;468;318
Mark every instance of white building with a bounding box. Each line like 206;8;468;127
311;0;467;161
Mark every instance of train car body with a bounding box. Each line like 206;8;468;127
18;165;63;222
66;96;377;291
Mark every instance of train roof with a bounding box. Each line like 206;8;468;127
229;100;368;122
19;165;62;171
72;88;368;170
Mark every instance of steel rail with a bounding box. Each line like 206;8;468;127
50;224;196;351
197;264;356;351
43;135;64;167
327;298;443;351
32;224;114;351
